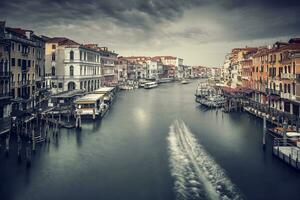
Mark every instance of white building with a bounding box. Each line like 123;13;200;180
146;60;159;80
45;38;102;94
152;56;184;78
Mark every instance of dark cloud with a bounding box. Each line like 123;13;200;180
1;0;300;65
1;0;300;36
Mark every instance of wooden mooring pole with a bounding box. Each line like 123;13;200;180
263;115;266;150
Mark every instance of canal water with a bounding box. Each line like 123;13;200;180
1;81;300;200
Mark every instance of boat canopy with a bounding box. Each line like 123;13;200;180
94;87;115;94
76;94;104;104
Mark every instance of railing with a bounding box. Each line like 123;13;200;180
280;92;296;100
266;88;281;95
22;51;29;57
45;75;102;80
273;138;300;167
281;73;296;79
0;72;10;77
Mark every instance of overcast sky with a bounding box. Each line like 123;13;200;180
1;0;300;66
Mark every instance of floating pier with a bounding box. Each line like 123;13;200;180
273;138;300;170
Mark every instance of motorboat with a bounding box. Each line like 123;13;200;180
181;79;190;84
144;82;158;89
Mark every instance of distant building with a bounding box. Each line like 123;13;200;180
98;47;118;86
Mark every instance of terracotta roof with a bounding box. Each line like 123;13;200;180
6;27;26;35
46;37;79;45
153;56;177;60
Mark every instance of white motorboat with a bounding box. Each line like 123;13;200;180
144;82;158;89
181;79;190;84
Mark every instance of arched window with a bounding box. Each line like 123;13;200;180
70;50;74;60
288;65;291;73
284;84;287;93
51;66;56;76
284;66;287;73
52;52;56;61
279;83;282;92
68;82;76;91
0;59;3;73
293;83;296;95
70;65;74;76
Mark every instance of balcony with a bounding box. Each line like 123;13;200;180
280;92;296;101
266;88;280;96
0;72;10;78
280;73;296;79
22;51;29;57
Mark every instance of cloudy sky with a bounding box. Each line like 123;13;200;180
1;0;300;66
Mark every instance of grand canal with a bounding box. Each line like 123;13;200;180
1;80;300;200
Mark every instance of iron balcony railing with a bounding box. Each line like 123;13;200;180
280;92;296;101
280;73;296;79
0;72;11;77
266;88;281;95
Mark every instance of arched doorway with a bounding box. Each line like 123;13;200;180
68;82;76;91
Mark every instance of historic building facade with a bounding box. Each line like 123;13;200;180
45;38;102;94
0;22;11;121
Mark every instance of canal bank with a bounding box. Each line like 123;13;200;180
0;80;300;200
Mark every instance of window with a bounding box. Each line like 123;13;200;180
292;62;295;74
52;52;56;61
11;43;15;51
17;59;21;67
293;83;296;95
18;44;21;52
52;44;56;49
51;66;56;76
11;58;15;66
284;84;287;93
58;83;63;88
28;60;31;67
70;65;74;76
70;50;74;60
80;51;82;61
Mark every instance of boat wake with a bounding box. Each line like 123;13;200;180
167;120;244;200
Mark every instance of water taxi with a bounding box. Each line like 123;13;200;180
144;82;158;89
181;79;190;84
